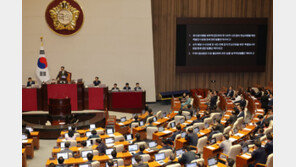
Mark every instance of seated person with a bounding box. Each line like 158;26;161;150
185;128;198;149
265;133;273;156
132;133;142;144
56;66;68;84
209;91;218;110
111;150;117;159
236;104;245;118
133;155;149;167
191;114;203;124
26;77;35;87
95;138;107;154
79;141;92;154
168;124;182;142
181;94;191;109
134;83;142;91
215;120;225;133
178;146;198;164
226;86;234;98
183;104;195;117
160;138;172;151
219;134;232;154
107;160;115;167
146;118;156;128
250;140;267;166
131;115;139;124
93;77;101;86
251;128;265;141
208;125;220;141
226;158;235;167
123;83;131;91
56;157;68;167
83;153;99;165
133;145;145;157
164;154;178;166
65;130;76;141
111;83;120;92
180;93;187;103
234;95;246;109
48;163;56;167
60;142;73;155
87;130;100;140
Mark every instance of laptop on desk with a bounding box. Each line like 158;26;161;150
147;141;159;151
181;132;186;138
139;121;144;126
125;134;133;143
153;117;157;122
86;131;92;137
170;122;176;128
79;164;90;167
208;157;218;166
128;144;138;154
158;126;164;132
105;138;115;147
120;117;126;122
193;127;199;134
210;138;217;145
176;149;185;158
90;124;96;130
57;152;69;160
106;148;114;155
155;153;166;165
81;150;93;158
186;162;197;167
106;128;114;135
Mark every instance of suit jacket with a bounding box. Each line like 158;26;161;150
210;96;218;107
237;111;244;118
56;70;68;80
216;123;225;133
133;151;144;157
93;80;101;86
123;86;131;90
178;151;197;164
27;81;35;87
133;162;149;167
226;89;234;97
265;141;273;156
134;87;142;91
111;87;120;91
228;115;237;124
191;119;203;125
96;143;107;154
56;165;68;167
261;95;269;109
208;130;220;141
88;135;100;140
185;133;198;147
251;147;267;164
169;130;182;141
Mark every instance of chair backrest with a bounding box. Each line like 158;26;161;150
130;122;139;133
223;126;231;134
236;117;244;129
116;159;124;166
114;144;124;152
228;144;242;160
185;126;194;133
260;135;267;142
159;149;173;158
156;110;163;119
212;132;223;141
191;158;204;165
114;135;125;142
174;115;185;124
74;133;80;138
167;120;176;129
204;117;212;125
69;140;77;147
140;154;151;162
146;127;158;140
146;116;155;124
66;72;71;83
245;99;249;108
93;150;99;156
210;113;221;122
268;120;273;128
266;153;273;167
197;136;208;153
135;141;148;149
190;98;194;105
193;123;205;130
91;161;100;167
174;134;181;147
167;163;181;167
182;111;191;120
264;127;273;135
96;129;105;135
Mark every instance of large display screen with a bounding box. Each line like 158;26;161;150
176;18;268;72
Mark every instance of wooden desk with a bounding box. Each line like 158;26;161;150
115;112;148;135
171;98;181;111
203;143;221;166
30;131;40;149
22;148;27;167
236;153;253;167
22;139;34;158
60;128;105;137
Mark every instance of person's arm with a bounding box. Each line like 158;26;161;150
56;71;60;80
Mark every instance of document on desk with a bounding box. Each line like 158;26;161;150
207;146;216;150
162;130;172;134
118;123;124;125
243;128;252;131
199;132;205;135
241;154;252;159
187;120;193;123
235;133;244;137
108;134;115;137
229;138;237;142
154;122;161;124
22;140;28;143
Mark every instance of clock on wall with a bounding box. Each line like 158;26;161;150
45;0;84;36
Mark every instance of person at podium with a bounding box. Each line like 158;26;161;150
56;66;68;84
26;77;35;87
123;83;131;91
134;83;142;91
111;83;120;92
93;76;101;86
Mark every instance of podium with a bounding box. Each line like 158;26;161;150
48;98;71;125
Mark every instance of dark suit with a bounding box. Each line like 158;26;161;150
216;123;224;133
237;111;244;118
169;130;182;141
111;87;120;91
133;151;144;157
265;141;273;156
208;130;220;141
134;87;142;91
56;70;68;82
226;89;234;97
185;133;198;147
251;147;267;165
261;95;269;110
178;151;197;164
210;96;218;108
228;115;237;124
123;86;131;91
191;119;203;125
87;135;100;140
27;81;35;87
133;162;149;167
160;145;172;151
93;80;101;86
96;143;107;154
56;165;68;167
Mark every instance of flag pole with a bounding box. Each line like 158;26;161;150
40;36;43;46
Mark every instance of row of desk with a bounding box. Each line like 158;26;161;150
22;131;40;167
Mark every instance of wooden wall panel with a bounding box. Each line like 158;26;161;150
151;0;273;97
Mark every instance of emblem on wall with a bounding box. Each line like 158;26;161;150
45;0;84;36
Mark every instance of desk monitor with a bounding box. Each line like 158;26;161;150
120;117;127;122
158;126;164;132
68;126;72;131
163;112;167;118
106;128;114;135
210;138;216;144
180;118;185;124
242;146;249;153
181;132;186;138
186;162;197;167
233;128;238;134
155;153;165;161
26;127;33;132
60;142;65;148
188;115;192;120
106;148;113;155
153;117;157;122
128;144;138;152
205;123;209;128
86;131;92;137
193;127;199;133
125;134;133;141
171;122;176;128
81;150;93;158
79;164;90;167
57;152;69;160
208;157;218;166
90;124;96;130
22;134;27;140
148;141;157;148
132;157;136;164
65;133;69;138
176;149;185;157
105;138;114;144
139;121;144;126
86;140;92;147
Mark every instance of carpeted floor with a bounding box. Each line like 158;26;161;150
26;102;170;166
